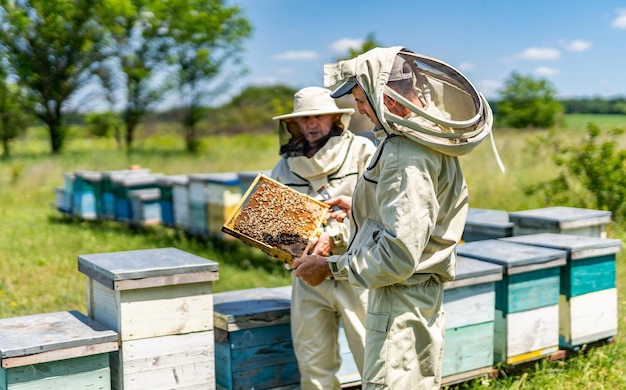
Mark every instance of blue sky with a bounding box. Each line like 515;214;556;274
228;0;626;101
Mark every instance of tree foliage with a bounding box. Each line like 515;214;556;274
160;0;252;152
496;72;563;129
209;84;297;134
0;0;124;154
525;123;626;223
0;72;31;158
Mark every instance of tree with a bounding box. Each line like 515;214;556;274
525;123;626;223
97;0;170;152
159;0;252;153
0;73;31;158
496;72;563;129
0;0;126;154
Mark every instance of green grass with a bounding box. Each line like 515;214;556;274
1;116;625;388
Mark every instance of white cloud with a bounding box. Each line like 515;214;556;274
457;62;474;72
477;79;502;97
330;38;365;54
534;66;559;77
251;76;281;85
564;39;591;52
272;51;319;61
611;10;626;29
516;47;560;60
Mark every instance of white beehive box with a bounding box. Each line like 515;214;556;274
0;311;118;390
78;247;219;390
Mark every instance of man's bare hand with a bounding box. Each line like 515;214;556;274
292;254;333;287
308;232;333;256
326;195;352;222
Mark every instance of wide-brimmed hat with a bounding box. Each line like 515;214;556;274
273;87;354;121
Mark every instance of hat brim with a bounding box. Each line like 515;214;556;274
272;107;354;121
330;78;357;98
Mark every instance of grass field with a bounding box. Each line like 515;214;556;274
1;115;625;388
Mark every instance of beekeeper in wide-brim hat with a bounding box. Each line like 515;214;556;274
273;86;354;156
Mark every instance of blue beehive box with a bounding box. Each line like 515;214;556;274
501;233;622;349
463;208;514;242
270;285;361;388
156;174;185;227
213;287;299;390
0;311;118;389
100;169;151;220
129;188;162;226
509;206;612;238
457;240;567;365
112;173;159;222
442;257;502;385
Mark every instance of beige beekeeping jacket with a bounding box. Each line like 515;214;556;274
271;130;376;251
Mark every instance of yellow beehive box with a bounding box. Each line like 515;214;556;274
222;174;329;265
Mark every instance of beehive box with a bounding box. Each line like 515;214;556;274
72;170;101;220
502;233;622;349
0;311;118;390
101;169;152;219
78;247;219;390
463;208;514;242
222;174;329;266
156;174;186;227
237;170;271;195
213;287;299;390
509;206;612;238
442;257;502;385
171;174;191;231
129;188;162;226
113;174;160;222
457;240;567;365
204;172;242;238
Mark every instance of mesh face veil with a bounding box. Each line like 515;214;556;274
325;47;505;172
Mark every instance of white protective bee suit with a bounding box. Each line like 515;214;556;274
324;47;501;389
271;86;377;390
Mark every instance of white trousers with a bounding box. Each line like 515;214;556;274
290;275;368;390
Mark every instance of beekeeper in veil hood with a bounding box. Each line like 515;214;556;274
292;47;503;389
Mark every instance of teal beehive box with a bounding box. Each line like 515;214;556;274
442;257;502;385
0;311;118;390
213;287;299;390
509;206;612;238
502;233;622;349
457;240;567;365
463;208;514;242
72;171;101;220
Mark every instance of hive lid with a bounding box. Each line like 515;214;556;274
509;206;612;229
446;256;503;289
501;233;622;260
222;173;329;266
0;311;118;361
465;208;514;230
78;247;219;290
189;172;240;186
213;287;291;331
457;239;567;274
